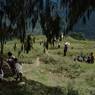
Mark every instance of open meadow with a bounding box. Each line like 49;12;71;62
0;35;95;95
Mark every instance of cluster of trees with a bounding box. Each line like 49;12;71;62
0;0;39;54
0;0;95;54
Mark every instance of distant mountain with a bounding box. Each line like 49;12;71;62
0;0;95;39
73;11;95;39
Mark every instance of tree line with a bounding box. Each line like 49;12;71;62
0;0;95;54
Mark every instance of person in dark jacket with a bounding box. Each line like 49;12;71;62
90;52;94;64
0;57;4;82
7;52;16;75
64;44;68;56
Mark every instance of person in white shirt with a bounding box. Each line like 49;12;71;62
14;58;22;81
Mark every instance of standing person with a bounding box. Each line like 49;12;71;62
0;67;4;82
64;44;68;56
14;58;22;81
7;52;16;75
90;52;94;64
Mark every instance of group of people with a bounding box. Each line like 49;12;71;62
63;42;94;64
0;52;23;82
74;52;94;64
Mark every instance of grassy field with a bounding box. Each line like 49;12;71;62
0;35;95;95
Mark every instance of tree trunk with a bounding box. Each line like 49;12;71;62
0;39;4;68
0;36;4;55
1;42;4;54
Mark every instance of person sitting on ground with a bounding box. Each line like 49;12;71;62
14;58;22;81
77;55;84;62
86;52;94;64
74;54;86;62
83;55;88;62
7;52;16;75
87;56;91;63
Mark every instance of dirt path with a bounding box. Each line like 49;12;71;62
35;57;40;67
23;57;41;74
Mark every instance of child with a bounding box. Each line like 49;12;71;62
14;58;22;81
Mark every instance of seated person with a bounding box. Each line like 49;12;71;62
87;56;91;63
14;58;23;81
87;52;94;64
7;52;16;75
77;56;83;62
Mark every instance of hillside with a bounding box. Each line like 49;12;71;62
73;10;95;39
0;36;95;95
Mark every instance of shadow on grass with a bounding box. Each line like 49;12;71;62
0;77;65;95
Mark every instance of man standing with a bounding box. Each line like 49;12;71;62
64;44;68;56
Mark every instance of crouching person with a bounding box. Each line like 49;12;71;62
14;58;23;81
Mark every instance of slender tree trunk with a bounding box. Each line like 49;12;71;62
1;42;4;54
0;37;4;69
0;36;4;55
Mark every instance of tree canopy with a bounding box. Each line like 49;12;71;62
0;0;95;43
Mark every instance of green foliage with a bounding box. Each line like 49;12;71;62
40;15;61;43
0;35;95;95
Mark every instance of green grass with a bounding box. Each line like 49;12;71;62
1;36;95;95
